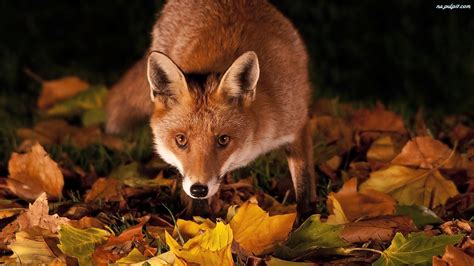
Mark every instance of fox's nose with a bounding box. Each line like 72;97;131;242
190;183;208;198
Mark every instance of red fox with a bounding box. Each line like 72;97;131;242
106;0;317;215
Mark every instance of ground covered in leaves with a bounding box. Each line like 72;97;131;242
0;76;474;265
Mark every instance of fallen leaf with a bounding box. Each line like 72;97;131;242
440;220;472;235
274;215;348;260
116;250;177;265
267;256;315;265
16;119;76;146
340;215;416;243
7;143;64;200
360;165;459;208
391;136;460;169
8;227;64;264
84;178;124;203
309;115;353;152
58;223;111;266
114;248;147;264
352;104;407;136
433;245;474;266
37;76;90;109
166;221;233;266
0;193;69;247
93;222;146;264
175;217;215;241
367;135;399;166
230;201;296;255
395;205;443;228
45;85;107;118
373;232;463;266
327;178;396;223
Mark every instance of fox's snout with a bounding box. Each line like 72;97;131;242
182;176;220;199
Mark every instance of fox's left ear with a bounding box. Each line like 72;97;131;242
216;51;260;105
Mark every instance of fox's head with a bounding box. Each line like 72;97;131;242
146;51;260;199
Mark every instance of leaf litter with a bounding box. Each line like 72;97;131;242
0;78;473;265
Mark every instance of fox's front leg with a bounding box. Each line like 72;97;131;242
285;121;317;218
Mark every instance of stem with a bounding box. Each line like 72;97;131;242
162;203;185;245
346;247;384;255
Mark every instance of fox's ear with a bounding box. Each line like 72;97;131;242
216;51;259;105
147;51;189;106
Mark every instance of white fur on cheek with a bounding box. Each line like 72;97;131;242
182;176;193;197
154;139;184;175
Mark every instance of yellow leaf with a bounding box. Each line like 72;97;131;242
7;143;64;201
118;251;177;266
166;221;233;266
326;195;349;224
175;217;215;240
367;135;398;163
230;201;296;255
37;76;90;109
8;227;64;264
327;178;396;224
360;165;459;208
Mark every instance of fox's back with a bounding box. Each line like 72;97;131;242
152;0;311;136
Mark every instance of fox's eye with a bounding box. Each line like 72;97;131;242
175;133;188;148
217;135;230;147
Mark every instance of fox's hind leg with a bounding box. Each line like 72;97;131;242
285;121;317;219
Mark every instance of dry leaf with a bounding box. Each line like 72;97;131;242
309;115;353;152
230;201;296;255
93;223;148;265
391;136;461;169
84;178;124;203
327;178;396;223
367;135;399;166
37;76;90;109
341;215;416;243
360;165;459;208
8;227;65;265
433;245;474;266
0;193;69;247
352;104;407;138
7;143;64;200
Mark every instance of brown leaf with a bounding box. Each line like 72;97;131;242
391;136;461;169
367;136;399;167
7;143;64;201
309;115;353;152
0;193;69;247
433;245;474;266
37;76;90;109
92;222;148;265
16;119;76;146
352;103;407;134
84;178;124;203
327;178;396;223
68;216;107;230
341;215;416;243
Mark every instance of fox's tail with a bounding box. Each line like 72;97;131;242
105;56;154;133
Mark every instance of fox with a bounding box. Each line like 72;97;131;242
106;0;317;216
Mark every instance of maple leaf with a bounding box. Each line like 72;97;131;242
326;178;396;224
391;136;461;169
433;245;474;266
229;201;296;255
175;217;215;241
7;143;64;201
373;232;463;266
360;165;459;208
0;193;69;247
36;75;90;109
166;221;233;266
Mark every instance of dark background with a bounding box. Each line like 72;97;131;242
0;0;473;145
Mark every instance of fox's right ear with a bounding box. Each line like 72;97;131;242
147;51;190;107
